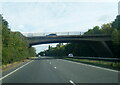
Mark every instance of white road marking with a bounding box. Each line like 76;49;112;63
54;67;56;69
69;80;76;85
0;60;34;80
62;59;119;73
50;62;51;64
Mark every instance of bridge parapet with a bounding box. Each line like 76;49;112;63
22;32;85;37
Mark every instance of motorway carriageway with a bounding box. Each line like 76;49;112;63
1;57;119;84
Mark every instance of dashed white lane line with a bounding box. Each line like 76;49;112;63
50;62;51;64
0;60;34;80
62;59;119;73
69;80;76;85
54;67;56;69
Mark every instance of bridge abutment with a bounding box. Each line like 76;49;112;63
88;41;114;57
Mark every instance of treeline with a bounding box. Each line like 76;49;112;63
39;15;120;58
84;16;120;45
1;15;36;65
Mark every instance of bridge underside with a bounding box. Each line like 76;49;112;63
29;40;114;58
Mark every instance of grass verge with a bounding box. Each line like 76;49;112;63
64;58;120;71
0;57;37;72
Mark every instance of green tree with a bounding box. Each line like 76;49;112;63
1;15;36;65
112;29;120;45
100;23;113;34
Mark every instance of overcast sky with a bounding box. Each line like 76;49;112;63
1;0;119;53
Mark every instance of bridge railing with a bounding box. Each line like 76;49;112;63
22;32;85;37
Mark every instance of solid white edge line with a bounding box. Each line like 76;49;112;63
0;60;34;80
69;80;76;85
62;59;119;73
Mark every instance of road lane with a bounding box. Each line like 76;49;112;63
2;57;119;83
50;59;119;83
1;60;34;81
2;58;69;83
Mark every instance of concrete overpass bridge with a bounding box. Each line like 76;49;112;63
23;32;114;57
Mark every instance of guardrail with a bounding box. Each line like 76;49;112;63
66;56;120;62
